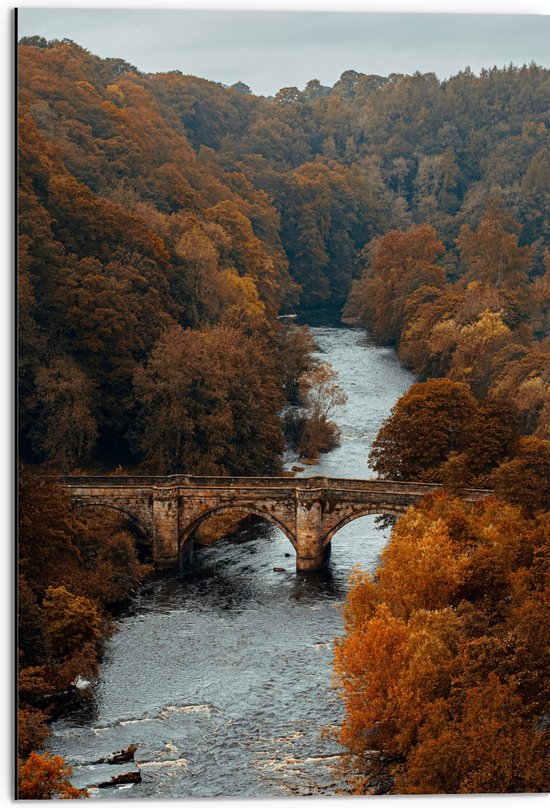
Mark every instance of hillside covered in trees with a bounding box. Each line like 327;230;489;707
344;213;550;503
334;490;549;793
17;35;549;797
19;36;550;473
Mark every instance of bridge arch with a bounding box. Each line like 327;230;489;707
180;505;297;551
321;505;407;549
72;502;152;541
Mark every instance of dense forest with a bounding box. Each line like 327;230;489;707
344;214;550;501
17;35;549;796
335;491;549;793
18;37;550;473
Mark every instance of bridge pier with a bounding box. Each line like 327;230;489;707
295;490;327;572
179;537;194;572
296;542;331;572
152;492;179;568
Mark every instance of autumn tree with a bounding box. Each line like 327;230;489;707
369;379;479;482
133;323;285;474
334;493;549;794
18;467;84;597
344;225;445;345
17;466;151;760
18;706;50;759
529;253;550;339
293;362;347;459
42;586;103;676
18;753;87;799
275;324;320;403
299;362;347;423
489;346;550;438
494;436;550;514
400;675;549;794
435;308;513;397
456;204;533;289
29;357;98;471
75;511;151;605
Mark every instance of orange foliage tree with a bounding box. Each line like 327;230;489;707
133;323;285;474
344;224;445;345
18;753;87;799
369;378;518;485
334;492;550;794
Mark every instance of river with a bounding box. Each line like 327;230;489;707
49;325;414;798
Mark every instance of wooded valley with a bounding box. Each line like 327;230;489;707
17;36;549;797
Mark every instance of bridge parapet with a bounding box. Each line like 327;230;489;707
60;474;491;497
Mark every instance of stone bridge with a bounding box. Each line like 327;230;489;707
60;475;491;572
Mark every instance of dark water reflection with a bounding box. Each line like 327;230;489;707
49;327;414;798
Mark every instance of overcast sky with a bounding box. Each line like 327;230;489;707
17;8;550;96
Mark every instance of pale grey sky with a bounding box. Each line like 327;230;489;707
17;9;550;96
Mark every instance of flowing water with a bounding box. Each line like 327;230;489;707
49;326;414;798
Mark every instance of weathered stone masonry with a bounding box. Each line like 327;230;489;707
60;475;490;572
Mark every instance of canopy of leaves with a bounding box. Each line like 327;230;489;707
17;468;152;762
369;378;519;487
132;323;285;474
334;492;549;794
18;753;87;799
19;39;550;470
346;210;548;491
